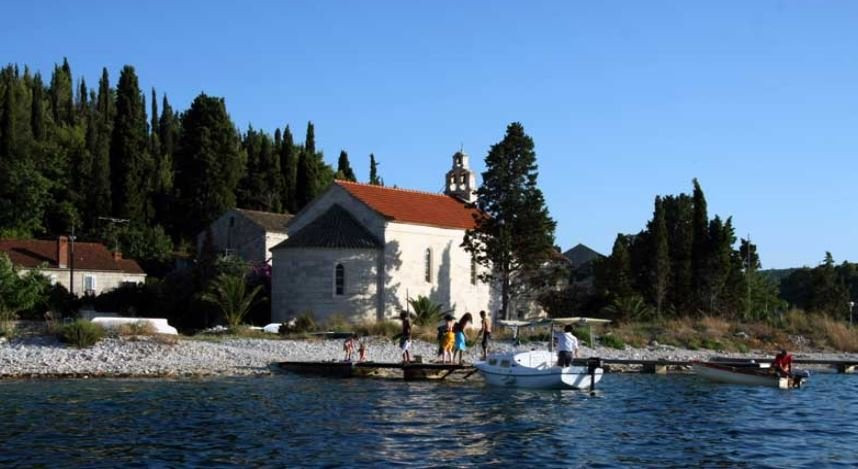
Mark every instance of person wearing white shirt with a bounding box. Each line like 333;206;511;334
553;325;579;367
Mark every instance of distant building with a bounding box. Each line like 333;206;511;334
197;208;293;265
270;151;497;323
0;237;146;296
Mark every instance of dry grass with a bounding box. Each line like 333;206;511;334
117;321;157;337
818;316;858;353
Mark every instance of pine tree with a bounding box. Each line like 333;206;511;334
110;65;150;223
369;153;381;185
462;122;557;319
30;73;45;141
336;150;356;181
174;93;242;238
650;196;671;318
280;125;297;213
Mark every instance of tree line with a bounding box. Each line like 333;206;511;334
0;58;375;265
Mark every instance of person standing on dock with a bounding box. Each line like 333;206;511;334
344;334;356;362
553;325;579;367
399;311;413;363
453;313;473;365
442;315;456;364
478;310;492;361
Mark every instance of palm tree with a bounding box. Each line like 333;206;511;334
201;273;264;330
408;296;443;326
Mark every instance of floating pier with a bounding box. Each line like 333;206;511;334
277;356;858;381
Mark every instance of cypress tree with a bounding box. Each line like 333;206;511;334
369;153;381;185
304;121;315;155
149;88;160;158
0;76;15;162
49;58;74;126
274;128;281;151
691;178;710;308
295;147;318;210
88;68;113;223
650;196;671;318
30;74;46;141
336;150;356;181
76;77;89;123
462;122;557;319
703;216;736;313
158;94;175;158
603;234;634;300
174;93;242;238
664;194;693;313
280;125;297;213
110;65;150;223
260;134;282;212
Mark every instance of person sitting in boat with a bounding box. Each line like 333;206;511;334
553;325;579;367
453;313;473;365
772;349;793;377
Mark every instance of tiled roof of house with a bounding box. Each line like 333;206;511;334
0;239;145;274
236;208;293;233
563;243;604;268
335;180;479;230
273;204;382;249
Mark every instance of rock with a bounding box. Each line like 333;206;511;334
734;331;750;339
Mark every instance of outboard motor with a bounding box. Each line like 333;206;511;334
587;357;602;393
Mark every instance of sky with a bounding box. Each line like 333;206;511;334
2;1;857;268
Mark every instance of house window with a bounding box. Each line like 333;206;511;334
334;264;345;296
471;257;477;285
84;275;96;295
425;248;432;283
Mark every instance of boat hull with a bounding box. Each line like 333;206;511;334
693;362;805;389
475;351;603;390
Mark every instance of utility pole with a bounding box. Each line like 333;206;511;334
69;224;76;296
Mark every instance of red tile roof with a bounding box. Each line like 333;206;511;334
335;180;479;230
0;239;145;274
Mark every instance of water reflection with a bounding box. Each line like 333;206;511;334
0;374;857;466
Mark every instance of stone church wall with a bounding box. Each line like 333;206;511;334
381;223;495;320
271;248;381;323
197;210;268;264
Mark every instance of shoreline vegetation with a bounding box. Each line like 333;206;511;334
2;315;857;380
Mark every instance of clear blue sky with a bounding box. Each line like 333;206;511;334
3;1;857;268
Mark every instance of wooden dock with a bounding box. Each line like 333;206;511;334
277;361;478;381
276;356;858;381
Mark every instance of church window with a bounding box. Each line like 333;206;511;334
334;264;345;296
425;248;432;283
471;257;477;285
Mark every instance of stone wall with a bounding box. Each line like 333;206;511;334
197;210;268;264
271;247;381;323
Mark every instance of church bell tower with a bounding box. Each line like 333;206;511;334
444;150;476;203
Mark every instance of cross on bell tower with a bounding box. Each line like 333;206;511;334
444;149;476;203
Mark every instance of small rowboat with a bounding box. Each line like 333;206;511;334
692;361;809;389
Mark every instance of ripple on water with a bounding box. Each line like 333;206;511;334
0;374;857;467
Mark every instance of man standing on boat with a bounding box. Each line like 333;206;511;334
553;325;579;367
399;311;412;363
772;349;793;377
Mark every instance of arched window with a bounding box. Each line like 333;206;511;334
334;264;345;296
425;248;432;283
471;257;477;285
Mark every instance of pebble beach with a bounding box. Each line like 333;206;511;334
2;333;857;379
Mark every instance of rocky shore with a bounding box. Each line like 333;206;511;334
1;334;856;379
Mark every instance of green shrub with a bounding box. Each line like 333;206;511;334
572;326;592;347
59;320;105;348
600;334;626;350
324;314;350;332
354;320;400;337
293;312;317;333
409;296;444;326
117;320;157;336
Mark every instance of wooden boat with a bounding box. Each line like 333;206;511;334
475;350;603;390
692;361;809;389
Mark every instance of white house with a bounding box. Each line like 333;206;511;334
270;151;498;323
0;236;146;296
197;208;293;265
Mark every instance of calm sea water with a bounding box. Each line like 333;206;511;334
1;372;857;468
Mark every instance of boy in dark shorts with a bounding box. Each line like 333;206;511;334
478;310;492;360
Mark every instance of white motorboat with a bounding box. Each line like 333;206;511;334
693;361;809;389
475;350;603;390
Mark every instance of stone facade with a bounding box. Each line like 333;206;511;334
198;209;290;265
19;268;146;297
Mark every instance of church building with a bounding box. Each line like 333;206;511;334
270;151;496;323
